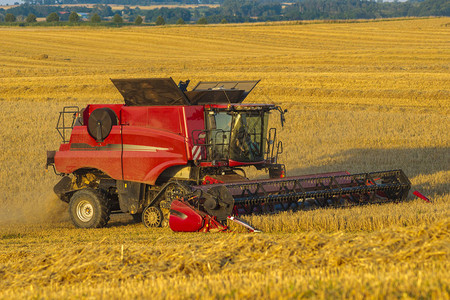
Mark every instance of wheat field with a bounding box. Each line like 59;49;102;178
0;18;449;299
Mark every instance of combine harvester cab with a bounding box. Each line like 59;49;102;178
46;78;411;231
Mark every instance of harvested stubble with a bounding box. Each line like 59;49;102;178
243;195;449;233
0;219;448;299
0;17;449;299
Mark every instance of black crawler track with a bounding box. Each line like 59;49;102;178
192;169;411;215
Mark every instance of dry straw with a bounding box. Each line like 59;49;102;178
0;17;449;299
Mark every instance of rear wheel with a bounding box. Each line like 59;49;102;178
69;188;110;228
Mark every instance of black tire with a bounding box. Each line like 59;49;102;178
69;188;110;228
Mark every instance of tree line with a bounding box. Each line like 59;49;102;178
1;0;448;25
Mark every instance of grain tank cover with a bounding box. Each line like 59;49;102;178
184;90;245;105
111;78;191;106
191;80;260;103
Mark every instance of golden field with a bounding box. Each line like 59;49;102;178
0;18;449;298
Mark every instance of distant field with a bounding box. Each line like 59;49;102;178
0;18;449;298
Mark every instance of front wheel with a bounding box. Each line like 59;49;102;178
142;205;163;228
69;188;110;228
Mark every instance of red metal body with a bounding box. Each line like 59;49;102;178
54;99;276;185
55;104;204;184
169;199;227;232
55;102;275;184
413;191;431;203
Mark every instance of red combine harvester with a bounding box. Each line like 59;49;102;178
46;78;411;231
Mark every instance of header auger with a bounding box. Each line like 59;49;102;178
46;78;411;231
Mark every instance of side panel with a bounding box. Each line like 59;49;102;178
54;126;123;179
148;107;183;134
121;126;188;184
55;105;191;184
121;106;188;185
183;106;205;160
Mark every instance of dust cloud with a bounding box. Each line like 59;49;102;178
0;192;69;226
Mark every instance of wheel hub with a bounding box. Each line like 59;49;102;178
76;200;93;222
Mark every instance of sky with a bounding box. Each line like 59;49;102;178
0;0;22;5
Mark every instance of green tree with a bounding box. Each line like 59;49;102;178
176;18;185;25
155;15;165;25
112;13;123;24
91;4;113;18
69;12;80;23
90;13;101;23
197;17;207;24
5;13;16;23
25;13;37;23
221;18;228;24
46;12;59;23
134;15;143;25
